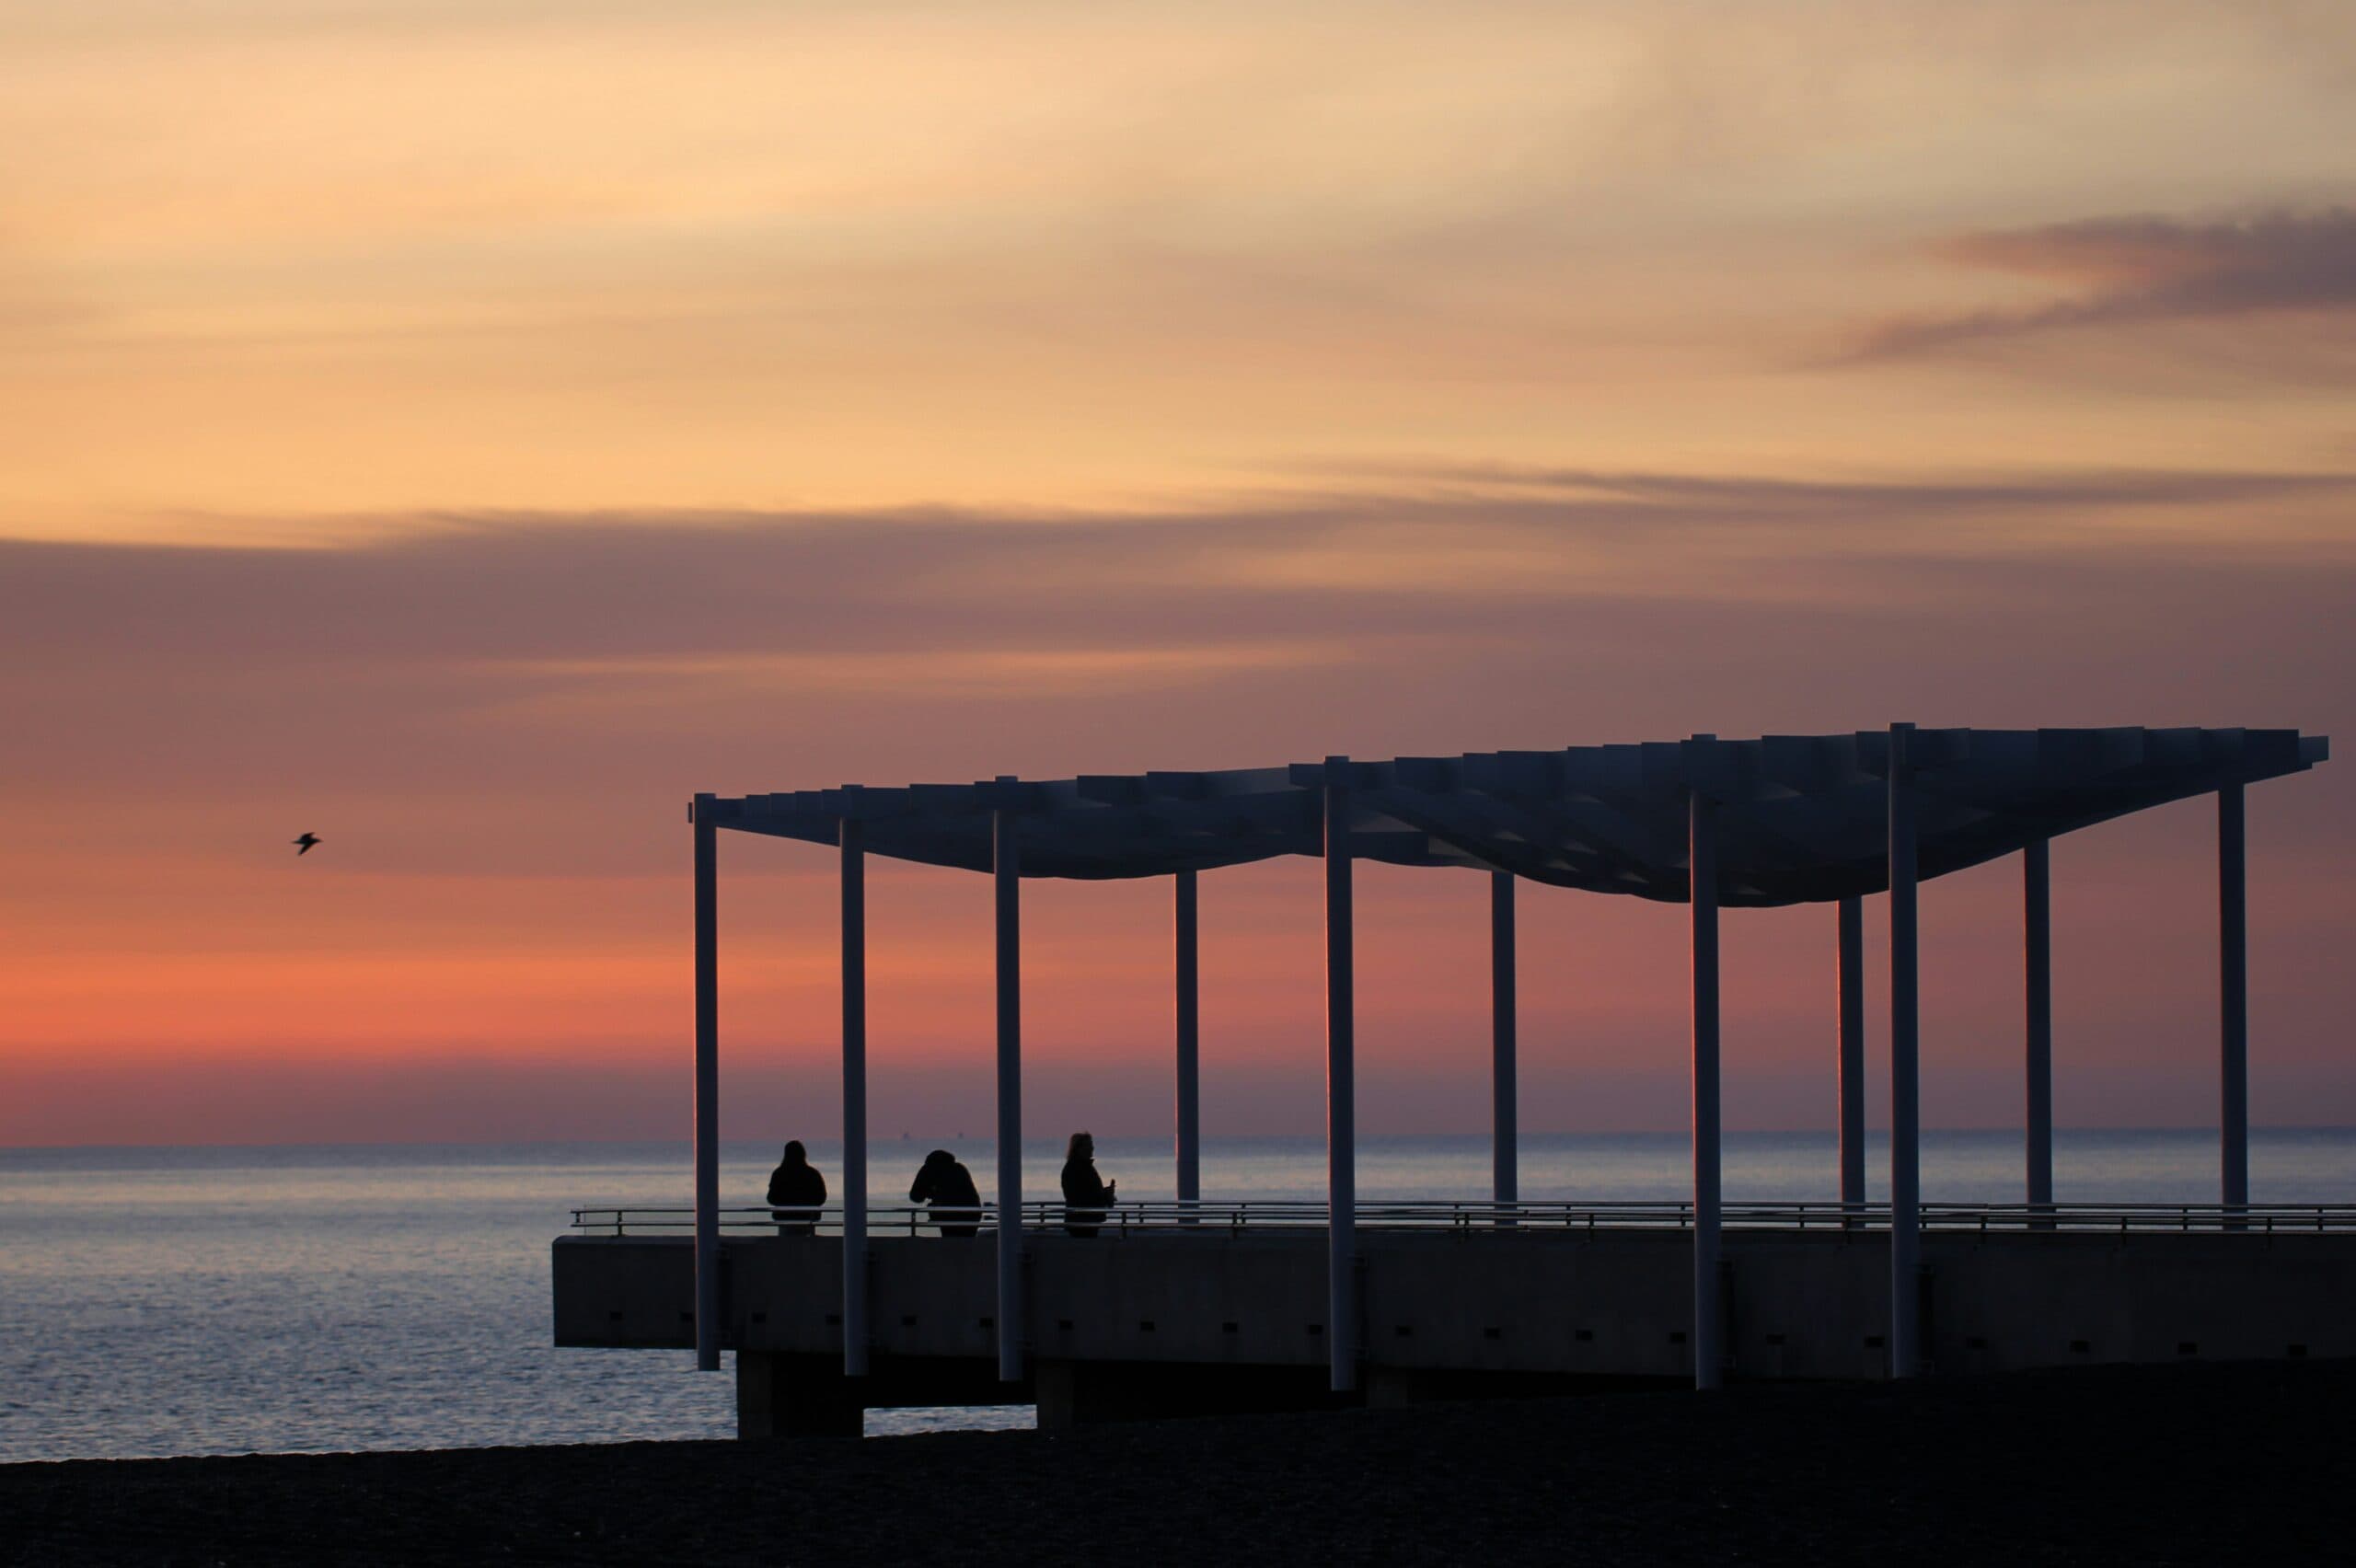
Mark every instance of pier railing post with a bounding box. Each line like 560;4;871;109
693;793;721;1374
840;809;869;1378
2025;836;2053;1214
994;802;1025;1383
2219;783;2248;1215
1888;723;1921;1379
1491;870;1518;1216
1323;757;1357;1394
1689;778;1723;1391
1175;869;1201;1220
1837;894;1865;1213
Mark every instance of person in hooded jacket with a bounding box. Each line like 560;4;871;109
907;1149;982;1238
1059;1131;1117;1237
767;1140;827;1235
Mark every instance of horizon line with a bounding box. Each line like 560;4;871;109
7;1124;2354;1158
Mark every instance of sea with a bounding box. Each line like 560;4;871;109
5;1129;2353;1464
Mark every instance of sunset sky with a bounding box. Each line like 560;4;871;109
5;0;2352;1147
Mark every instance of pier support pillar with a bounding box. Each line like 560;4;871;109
2024;836;2053;1212
1491;870;1518;1212
1689;780;1723;1391
1034;1360;1336;1430
1323;757;1358;1394
1837;894;1865;1210
1175;869;1200;1217
994;804;1025;1383
737;1351;862;1439
2219;783;2248;1212
692;792;721;1374
840;811;869;1377
1888;722;1922;1379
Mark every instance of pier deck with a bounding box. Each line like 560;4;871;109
553;1203;2356;1435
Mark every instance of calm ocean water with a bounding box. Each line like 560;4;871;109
5;1129;2352;1463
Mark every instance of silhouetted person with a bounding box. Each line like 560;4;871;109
1060;1131;1116;1237
908;1149;982;1238
767;1140;826;1236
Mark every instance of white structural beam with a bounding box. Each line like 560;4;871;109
840;813;869;1378
692;793;721;1374
1837;894;1865;1208
1689;784;1723;1391
1491;870;1518;1210
2024;837;2054;1211
2219;783;2248;1210
1888;723;1922;1379
1175;869;1201;1215
993;806;1025;1382
1323;757;1357;1394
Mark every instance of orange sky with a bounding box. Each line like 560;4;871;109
4;1;2353;1146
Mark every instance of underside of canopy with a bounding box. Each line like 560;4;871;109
699;726;2327;908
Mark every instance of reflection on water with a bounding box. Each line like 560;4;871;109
4;1130;2351;1462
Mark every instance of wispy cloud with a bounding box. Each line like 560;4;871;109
1293;461;2356;518
8;465;2353;681
1852;208;2356;360
1;463;2350;892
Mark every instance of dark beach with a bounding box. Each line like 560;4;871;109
6;1359;2350;1566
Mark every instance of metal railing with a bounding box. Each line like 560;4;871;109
567;1199;2356;1238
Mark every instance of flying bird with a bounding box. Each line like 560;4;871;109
293;833;320;856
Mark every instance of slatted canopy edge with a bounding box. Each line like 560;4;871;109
691;726;2327;909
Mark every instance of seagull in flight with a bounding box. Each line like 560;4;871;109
293;833;321;856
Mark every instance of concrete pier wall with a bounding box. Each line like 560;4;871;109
553;1229;2356;1432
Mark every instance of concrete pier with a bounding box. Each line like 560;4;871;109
653;727;2332;1424
554;1225;2356;1437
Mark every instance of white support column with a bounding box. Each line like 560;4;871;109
1174;869;1201;1216
1322;757;1357;1394
1836;894;1865;1209
993;804;1024;1383
2219;783;2248;1211
1490;871;1519;1210
2024;836;2053;1212
692;793;721;1374
1689;785;1723;1391
1887;723;1921;1379
839;812;869;1378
